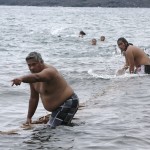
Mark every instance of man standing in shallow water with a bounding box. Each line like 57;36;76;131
11;52;79;128
117;37;150;74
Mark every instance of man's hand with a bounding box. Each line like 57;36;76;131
21;118;32;129
23;118;32;125
11;78;22;86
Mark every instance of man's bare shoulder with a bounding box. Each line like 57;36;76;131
126;45;146;58
127;45;141;52
126;46;133;54
42;65;58;75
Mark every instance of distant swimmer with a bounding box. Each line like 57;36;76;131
11;52;79;128
117;37;150;74
100;36;105;42
91;38;97;45
79;30;86;38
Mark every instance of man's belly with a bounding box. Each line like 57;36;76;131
40;90;74;111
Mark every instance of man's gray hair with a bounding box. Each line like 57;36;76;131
26;52;44;63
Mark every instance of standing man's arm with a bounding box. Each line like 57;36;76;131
123;53;129;70
26;83;39;124
126;50;135;73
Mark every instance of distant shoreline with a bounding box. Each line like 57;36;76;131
0;0;150;8
0;5;150;8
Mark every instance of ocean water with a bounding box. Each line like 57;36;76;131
0;6;150;150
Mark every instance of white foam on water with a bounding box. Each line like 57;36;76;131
88;69;148;80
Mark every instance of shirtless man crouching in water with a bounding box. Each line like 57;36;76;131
11;52;79;128
117;37;150;74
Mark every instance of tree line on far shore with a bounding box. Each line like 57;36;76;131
0;0;150;7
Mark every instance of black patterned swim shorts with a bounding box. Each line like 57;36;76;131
145;65;150;74
48;93;79;128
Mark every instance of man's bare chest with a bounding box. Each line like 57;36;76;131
33;82;50;94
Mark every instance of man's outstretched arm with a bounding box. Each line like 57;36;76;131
11;68;54;86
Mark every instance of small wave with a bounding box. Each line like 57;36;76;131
88;69;115;79
88;69;148;80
